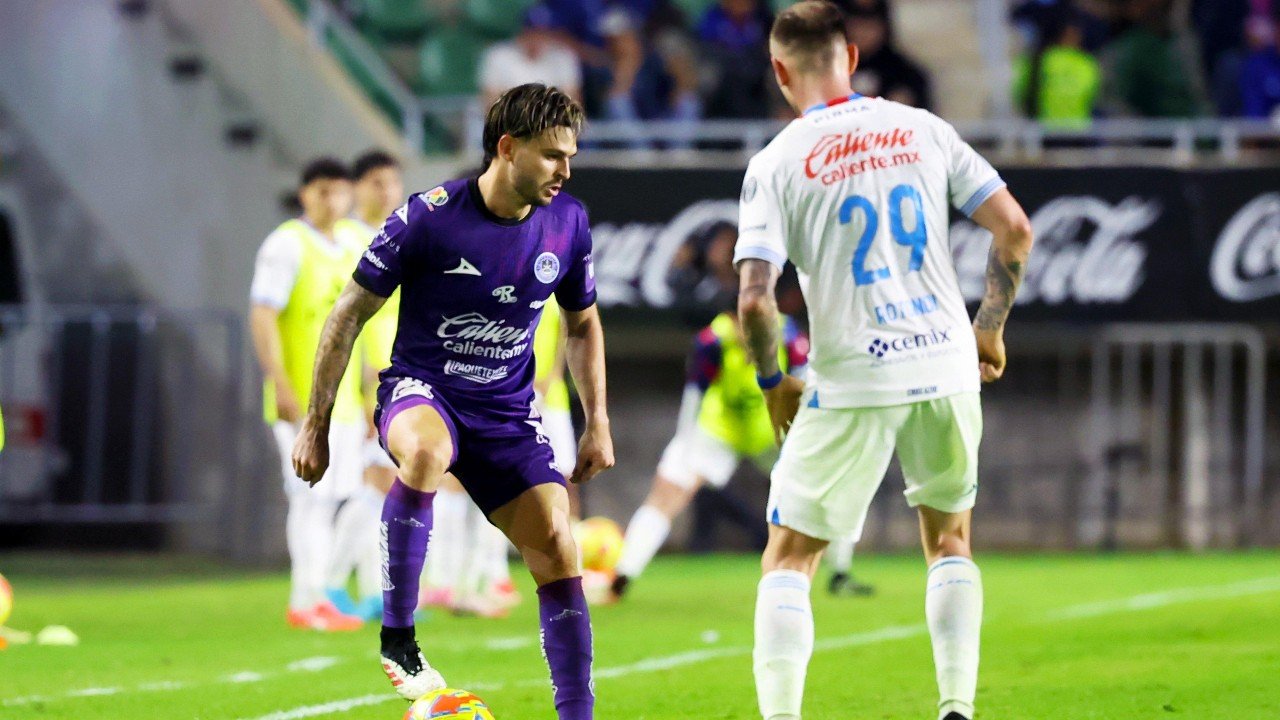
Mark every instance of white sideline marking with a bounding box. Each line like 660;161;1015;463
1045;575;1280;620
0;654;349;707
66;687;121;698
238;574;1280;720
286;656;341;672
484;636;535;651
242;693;390;720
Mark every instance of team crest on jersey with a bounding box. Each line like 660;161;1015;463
420;186;449;211
741;177;758;203
534;252;561;284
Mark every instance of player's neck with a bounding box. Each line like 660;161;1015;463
476;167;532;221
791;79;855;116
302;213;337;238
359;207;386;229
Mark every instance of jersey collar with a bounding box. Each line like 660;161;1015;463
802;93;863;117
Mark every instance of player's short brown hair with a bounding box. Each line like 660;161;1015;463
482;83;585;165
770;0;849;72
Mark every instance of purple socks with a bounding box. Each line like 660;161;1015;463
538;576;595;719
381;478;434;628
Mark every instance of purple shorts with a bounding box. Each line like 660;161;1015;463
374;376;564;517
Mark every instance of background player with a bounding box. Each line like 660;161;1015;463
611;235;808;600
248;158;368;632
324;150;406;621
735;4;1035;720
292;84;613;719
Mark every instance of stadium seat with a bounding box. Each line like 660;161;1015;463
671;0;719;28
325;26;405;127
352;0;435;44
418;26;486;96
464;0;536;39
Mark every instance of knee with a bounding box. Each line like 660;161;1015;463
394;437;451;487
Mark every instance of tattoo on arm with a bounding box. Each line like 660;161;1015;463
307;280;387;423
737;259;781;377
974;246;1024;331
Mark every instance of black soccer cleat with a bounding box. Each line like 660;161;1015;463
942;712;971;720
380;626;445;700
609;574;631;602
827;571;876;597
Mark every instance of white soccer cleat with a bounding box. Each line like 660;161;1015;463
381;645;446;701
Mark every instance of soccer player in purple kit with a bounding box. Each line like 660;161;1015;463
291;84;614;718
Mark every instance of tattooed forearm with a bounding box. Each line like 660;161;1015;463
737;259;782;377
973;246;1025;331
307;280;387;423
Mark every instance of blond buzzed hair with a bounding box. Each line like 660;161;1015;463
770;0;849;72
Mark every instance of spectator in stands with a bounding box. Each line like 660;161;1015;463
1241;14;1280;118
1190;0;1250;115
1013;7;1101;124
697;0;775;118
1103;0;1210;117
846;6;932;109
477;5;582;108
544;0;700;147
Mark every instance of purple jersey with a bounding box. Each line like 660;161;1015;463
354;177;597;415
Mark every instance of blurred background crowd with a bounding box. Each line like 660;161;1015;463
303;0;1280;153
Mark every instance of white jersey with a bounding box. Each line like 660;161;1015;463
735;94;1005;408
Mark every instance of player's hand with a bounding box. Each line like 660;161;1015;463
974;325;1006;382
764;374;805;445
275;385;302;424
291;418;331;486
570;419;615;485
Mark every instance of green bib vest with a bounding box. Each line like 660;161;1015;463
697;313;789;456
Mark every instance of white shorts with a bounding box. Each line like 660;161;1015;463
364;437;396;470
768;392;982;541
541;407;577;476
656;427;776;490
272;420;364;500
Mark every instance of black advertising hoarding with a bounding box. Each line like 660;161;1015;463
572;166;1280;323
1185;170;1280;321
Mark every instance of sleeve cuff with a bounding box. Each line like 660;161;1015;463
555;289;598;312
734;245;787;270
959;177;1006;217
352;269;393;298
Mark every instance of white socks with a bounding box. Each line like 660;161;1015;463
355;487;386;599
925;556;983;720
425;489;469;591
754;570;813;720
616;504;671;579
828;537;854;574
327;486;380;592
285;493;339;610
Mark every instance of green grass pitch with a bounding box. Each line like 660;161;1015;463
1;552;1278;719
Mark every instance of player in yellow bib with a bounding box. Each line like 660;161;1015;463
322;150;407;621
609;309;812;601
249;158;368;632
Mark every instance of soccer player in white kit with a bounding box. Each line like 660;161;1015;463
734;4;1035;720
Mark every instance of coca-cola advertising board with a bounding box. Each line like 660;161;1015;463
572;166;1280;323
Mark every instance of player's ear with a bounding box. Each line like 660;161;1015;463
497;133;516;162
771;55;789;90
846;43;859;77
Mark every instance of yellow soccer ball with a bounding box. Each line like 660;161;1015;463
0;572;12;627
575;516;623;573
403;688;495;720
